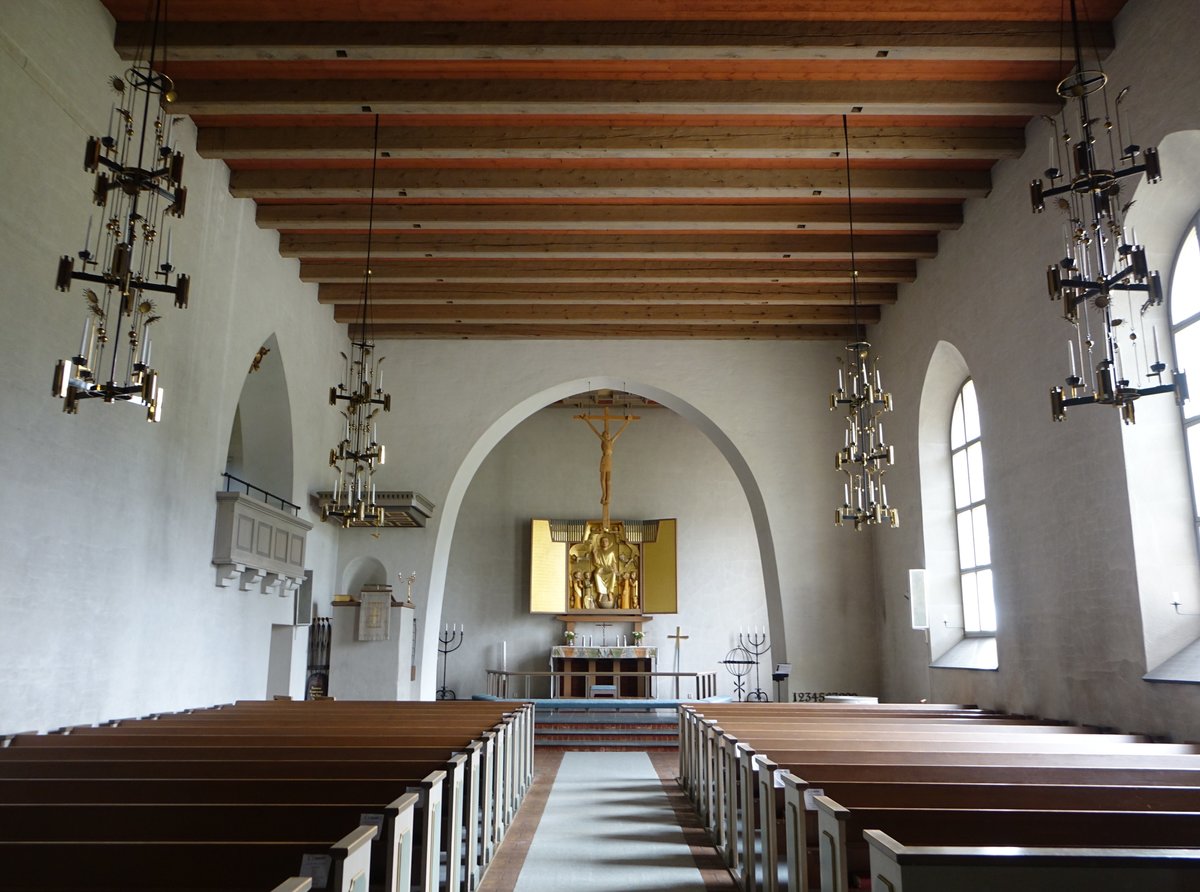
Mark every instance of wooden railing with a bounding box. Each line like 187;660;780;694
486;670;717;700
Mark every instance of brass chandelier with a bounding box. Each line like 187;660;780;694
322;115;391;528
831;115;898;530
1032;0;1187;423
52;0;189;422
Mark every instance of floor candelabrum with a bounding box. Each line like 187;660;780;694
738;630;771;701
437;624;465;700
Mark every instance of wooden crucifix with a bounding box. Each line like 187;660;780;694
668;625;689;697
575;406;640;528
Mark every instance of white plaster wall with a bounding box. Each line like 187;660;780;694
335;341;881;702
438;406;769;699
0;1;347;732
871;0;1200;739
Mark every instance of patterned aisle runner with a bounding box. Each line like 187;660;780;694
512;751;708;892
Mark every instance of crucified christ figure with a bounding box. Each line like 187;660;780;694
575;408;639;515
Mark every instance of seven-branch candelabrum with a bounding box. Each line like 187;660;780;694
831;342;898;530
52;59;190;422
323;343;391;527
1030;0;1186;424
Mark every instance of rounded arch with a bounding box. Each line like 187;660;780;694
416;375;784;699
341;555;389;595
224;333;295;502
918;341;973;661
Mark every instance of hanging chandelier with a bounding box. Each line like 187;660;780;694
52;0;189;422
322;115;391;528
831;115;898;530
1031;0;1187;423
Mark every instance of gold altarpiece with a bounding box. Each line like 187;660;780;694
529;518;677;614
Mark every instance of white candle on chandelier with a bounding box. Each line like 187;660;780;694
165;229;172;267
333;475;341;502
837;367;844;392
1068;339;1077;377
881;482;889;506
1153;326;1161;365
78;316;92;359
1048;135;1055;172
140;333;151;367
877;421;884;445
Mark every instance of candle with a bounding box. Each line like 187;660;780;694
837;368;844;391
140;333;151;367
165;229;172;267
1048;135;1055;172
83;215;93;253
78;316;92;359
502;641;507;670
843;482;850;505
333;475;340;502
445;623;448;632
1068;339;1077;377
1153;326;1161;365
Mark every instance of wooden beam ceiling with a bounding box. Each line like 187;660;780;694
99;0;1129;340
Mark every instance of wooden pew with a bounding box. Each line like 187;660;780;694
1;700;534;892
0;824;378;892
863;829;1200;892
0;752;462;892
0;797;419;892
812;795;1200;892
679;705;1200;892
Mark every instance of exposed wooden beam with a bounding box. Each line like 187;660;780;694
258;202;960;232
278;232;937;260
356;322;862;340
170;79;1056;117
336;303;879;324
317;282;898;305
298;259;917;283
230;167;990;200
200;125;1023;162
117;20;1112;62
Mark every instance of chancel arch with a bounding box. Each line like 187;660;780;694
419;376;784;700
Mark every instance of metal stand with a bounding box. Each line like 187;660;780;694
720;646;754;702
738;631;771;701
436;627;464;700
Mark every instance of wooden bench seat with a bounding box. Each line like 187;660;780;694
0;825;378;892
864;830;1200;892
679;704;1200;892
812;795;1200;892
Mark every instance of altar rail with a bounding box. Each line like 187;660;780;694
486;670;717;700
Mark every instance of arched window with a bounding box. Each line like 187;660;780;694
950;379;995;633
1171;214;1200;541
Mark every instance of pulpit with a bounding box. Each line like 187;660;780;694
550;645;657;698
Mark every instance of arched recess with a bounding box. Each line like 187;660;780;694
1122;129;1200;679
416;376;784;699
224;334;294;502
918;340;996;670
342;555;389;595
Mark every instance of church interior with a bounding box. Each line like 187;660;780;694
4;0;1200;754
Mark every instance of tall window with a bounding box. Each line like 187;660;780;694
950;379;995;633
1172;214;1200;540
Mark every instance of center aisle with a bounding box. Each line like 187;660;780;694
505;751;711;892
